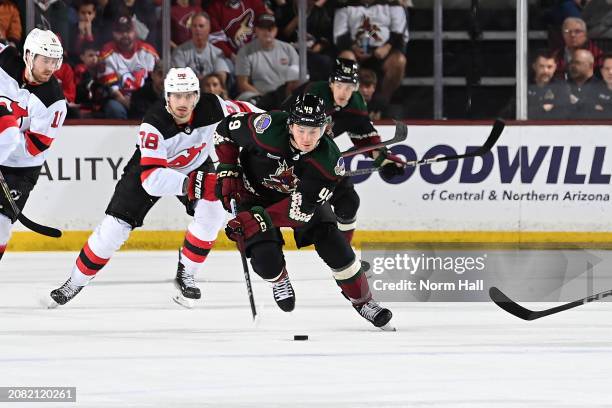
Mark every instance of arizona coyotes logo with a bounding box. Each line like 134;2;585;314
168;143;206;169
262;160;299;194
356;16;383;44
179;11;196;30
0;96;28;126
227;10;255;49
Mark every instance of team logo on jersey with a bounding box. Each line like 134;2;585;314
334;157;346;176
262;160;299;194
254;114;272;134
168;143;206;169
0;96;28;126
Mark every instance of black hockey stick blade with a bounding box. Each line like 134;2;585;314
489;286;612;321
18;213;62;238
0;169;62;238
341;120;408;158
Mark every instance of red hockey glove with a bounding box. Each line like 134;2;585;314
185;170;217;201
373;148;406;182
215;163;251;212
225;206;273;241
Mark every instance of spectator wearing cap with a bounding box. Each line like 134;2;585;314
99;14;159;119
333;0;408;107
205;0;267;64
171;11;229;84
235;13;300;110
553;17;604;79
129;59;165;119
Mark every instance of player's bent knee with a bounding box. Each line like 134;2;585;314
249;241;285;280
92;215;132;253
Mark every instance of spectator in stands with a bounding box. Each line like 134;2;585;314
527;49;570;119
541;0;586;50
0;0;21;47
205;0;267;65
171;11;229;84
69;0;107;63
74;41;107;115
171;0;202;48
201;72;228;99
553;17;604;79
235;13;300;110
129;59;164;119
35;0;71;52
106;0;158;45
275;0;334;81
358;67;382;120
566;48;600;118
333;0;408;108
593;53;612;118
99;14;159;119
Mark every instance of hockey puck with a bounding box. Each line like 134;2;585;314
294;335;309;341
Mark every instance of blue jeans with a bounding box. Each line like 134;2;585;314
103;99;128;119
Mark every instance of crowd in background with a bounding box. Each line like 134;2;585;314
5;0;612;120
0;0;410;120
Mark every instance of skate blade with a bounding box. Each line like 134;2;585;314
378;322;397;332
172;292;195;309
45;298;60;309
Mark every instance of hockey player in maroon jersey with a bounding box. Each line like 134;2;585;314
0;28;67;261
215;93;394;329
49;67;259;308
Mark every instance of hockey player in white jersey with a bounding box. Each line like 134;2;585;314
49;67;259;308
0;28;67;260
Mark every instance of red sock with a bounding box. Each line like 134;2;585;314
337;272;371;306
76;242;110;277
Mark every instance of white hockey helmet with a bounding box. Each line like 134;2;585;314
164;67;200;107
23;28;64;73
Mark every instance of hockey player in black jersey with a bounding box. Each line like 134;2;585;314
282;58;405;244
49;67;259;308
0;28;67;260
215;93;394;329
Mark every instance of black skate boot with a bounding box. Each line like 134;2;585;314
173;251;201;308
272;270;295;312
355;299;395;331
49;278;83;308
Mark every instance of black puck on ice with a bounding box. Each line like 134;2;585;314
294;335;309;341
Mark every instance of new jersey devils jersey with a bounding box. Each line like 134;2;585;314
0;44;67;168
137;94;259;197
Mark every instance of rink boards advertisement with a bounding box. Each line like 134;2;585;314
15;123;612;238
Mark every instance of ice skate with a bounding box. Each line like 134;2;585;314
272;271;295;312
355;299;395;331
172;252;201;309
49;278;83;308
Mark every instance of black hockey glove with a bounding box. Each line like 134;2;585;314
216;163;251;212
373;148;406;182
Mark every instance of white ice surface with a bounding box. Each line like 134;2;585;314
1;250;612;408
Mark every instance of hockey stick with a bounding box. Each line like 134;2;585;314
230;198;257;321
489;286;612;321
0;169;62;238
345;119;505;177
341;120;408;158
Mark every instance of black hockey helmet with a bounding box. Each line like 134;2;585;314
288;93;329;128
330;58;360;84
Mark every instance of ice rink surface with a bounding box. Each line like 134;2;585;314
1;250;612;408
